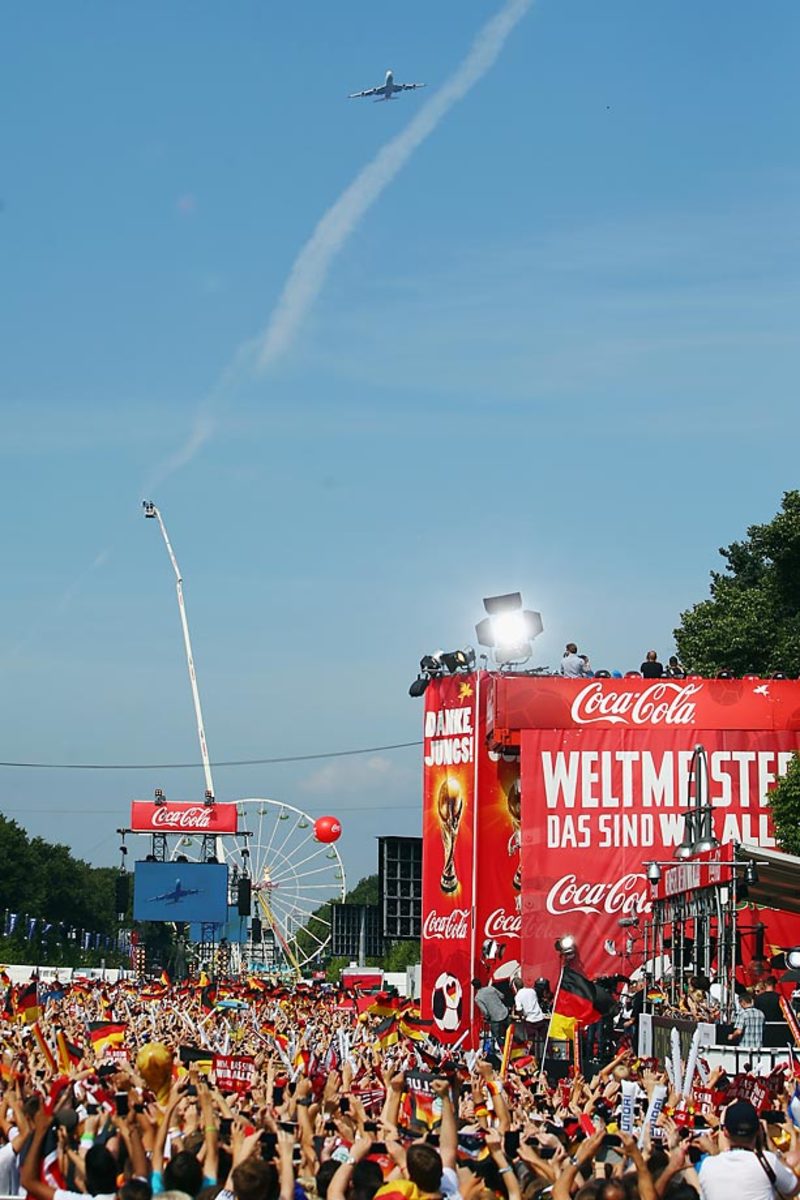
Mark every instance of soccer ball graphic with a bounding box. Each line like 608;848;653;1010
432;972;463;1032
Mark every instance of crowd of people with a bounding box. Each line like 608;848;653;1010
556;648;688;680
1;974;799;1200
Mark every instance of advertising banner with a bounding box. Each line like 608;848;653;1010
520;727;800;980
130;800;238;835
420;674;477;1043
133;861;229;924
490;676;800;742
473;690;522;976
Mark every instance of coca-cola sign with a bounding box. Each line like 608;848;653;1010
546;872;652;917
570;682;702;727
130;800;238;834
483;907;522;940
422;908;470;941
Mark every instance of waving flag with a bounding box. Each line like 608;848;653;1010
31;1022;57;1073
88;1021;127;1057
550;966;612;1040
16;982;40;1025
56;1031;83;1072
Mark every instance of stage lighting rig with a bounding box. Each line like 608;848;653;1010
475;592;542;667
408;646;476;697
554;934;577;958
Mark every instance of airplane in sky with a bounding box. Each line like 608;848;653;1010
148;878;201;905
348;70;426;102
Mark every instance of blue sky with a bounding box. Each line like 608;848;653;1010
1;1;798;890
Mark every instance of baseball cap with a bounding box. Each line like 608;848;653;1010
723;1100;759;1138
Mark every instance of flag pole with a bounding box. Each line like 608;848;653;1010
539;959;565;1084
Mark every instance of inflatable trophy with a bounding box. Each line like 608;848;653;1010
136;1042;174;1105
438;777;464;894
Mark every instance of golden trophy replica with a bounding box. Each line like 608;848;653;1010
136;1042;174;1105
506;777;522;892
438;777;464;894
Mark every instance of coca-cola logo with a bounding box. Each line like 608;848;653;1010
483;908;521;940
423;909;469;941
570;681;702;727
151;806;213;830
546;873;652;917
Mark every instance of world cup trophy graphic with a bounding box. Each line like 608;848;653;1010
438;777;464;894
506;776;521;892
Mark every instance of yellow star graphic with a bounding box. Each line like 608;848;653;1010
458;681;474;700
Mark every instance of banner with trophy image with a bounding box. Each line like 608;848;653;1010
420;674;477;1043
473;732;522;982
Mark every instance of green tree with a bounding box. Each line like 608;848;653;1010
675;491;800;676
381;940;421;972
768;753;800;856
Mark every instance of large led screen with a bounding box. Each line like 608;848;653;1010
133;861;229;924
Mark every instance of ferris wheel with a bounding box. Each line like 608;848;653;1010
170;798;346;973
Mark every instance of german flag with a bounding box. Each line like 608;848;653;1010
198;969;210;987
16;982;40;1025
31;1022;56;1073
366;992;400;1019
0;1055;13;1083
88;1021;127;1057
399;1009;433;1043
0;969;10;987
200;984;217;1014
160;969;171;988
550;966;611;1040
56;1031;83;1073
374;1016;399;1050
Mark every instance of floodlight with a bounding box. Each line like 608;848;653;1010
787;947;800;971
204;789;215;807
744;861;759;887
438;647;476;673
142;500;157;518
409;675;430;698
646;862;662;884
475;592;543;665
420;654;443;674
555;934;577;958
154;788;166;807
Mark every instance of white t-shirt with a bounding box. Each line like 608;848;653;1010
514;987;545;1022
0;1140;19;1196
441;1166;461;1198
699;1148;799;1200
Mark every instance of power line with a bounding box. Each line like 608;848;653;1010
0;740;422;772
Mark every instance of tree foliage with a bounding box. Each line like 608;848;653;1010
0;812;121;965
768;753;800;856
675;491;800;676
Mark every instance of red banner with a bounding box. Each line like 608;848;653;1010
213;1053;254;1093
130;801;238;834
420;675;477;1043
520;727;800;980
490;676;800;743
473;692;522;979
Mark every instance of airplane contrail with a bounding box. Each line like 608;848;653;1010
148;0;533;486
256;0;533;370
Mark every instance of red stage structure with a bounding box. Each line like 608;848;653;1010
420;673;800;1045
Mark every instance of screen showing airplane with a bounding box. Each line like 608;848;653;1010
133;861;229;924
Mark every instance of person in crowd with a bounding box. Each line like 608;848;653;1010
727;990;765;1049
471;977;509;1047
641;650;664;678
696;1099;800;1200
665;655;686;678
558;644;591;677
754;975;790;1047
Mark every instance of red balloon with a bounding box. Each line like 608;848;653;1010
314;815;342;843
